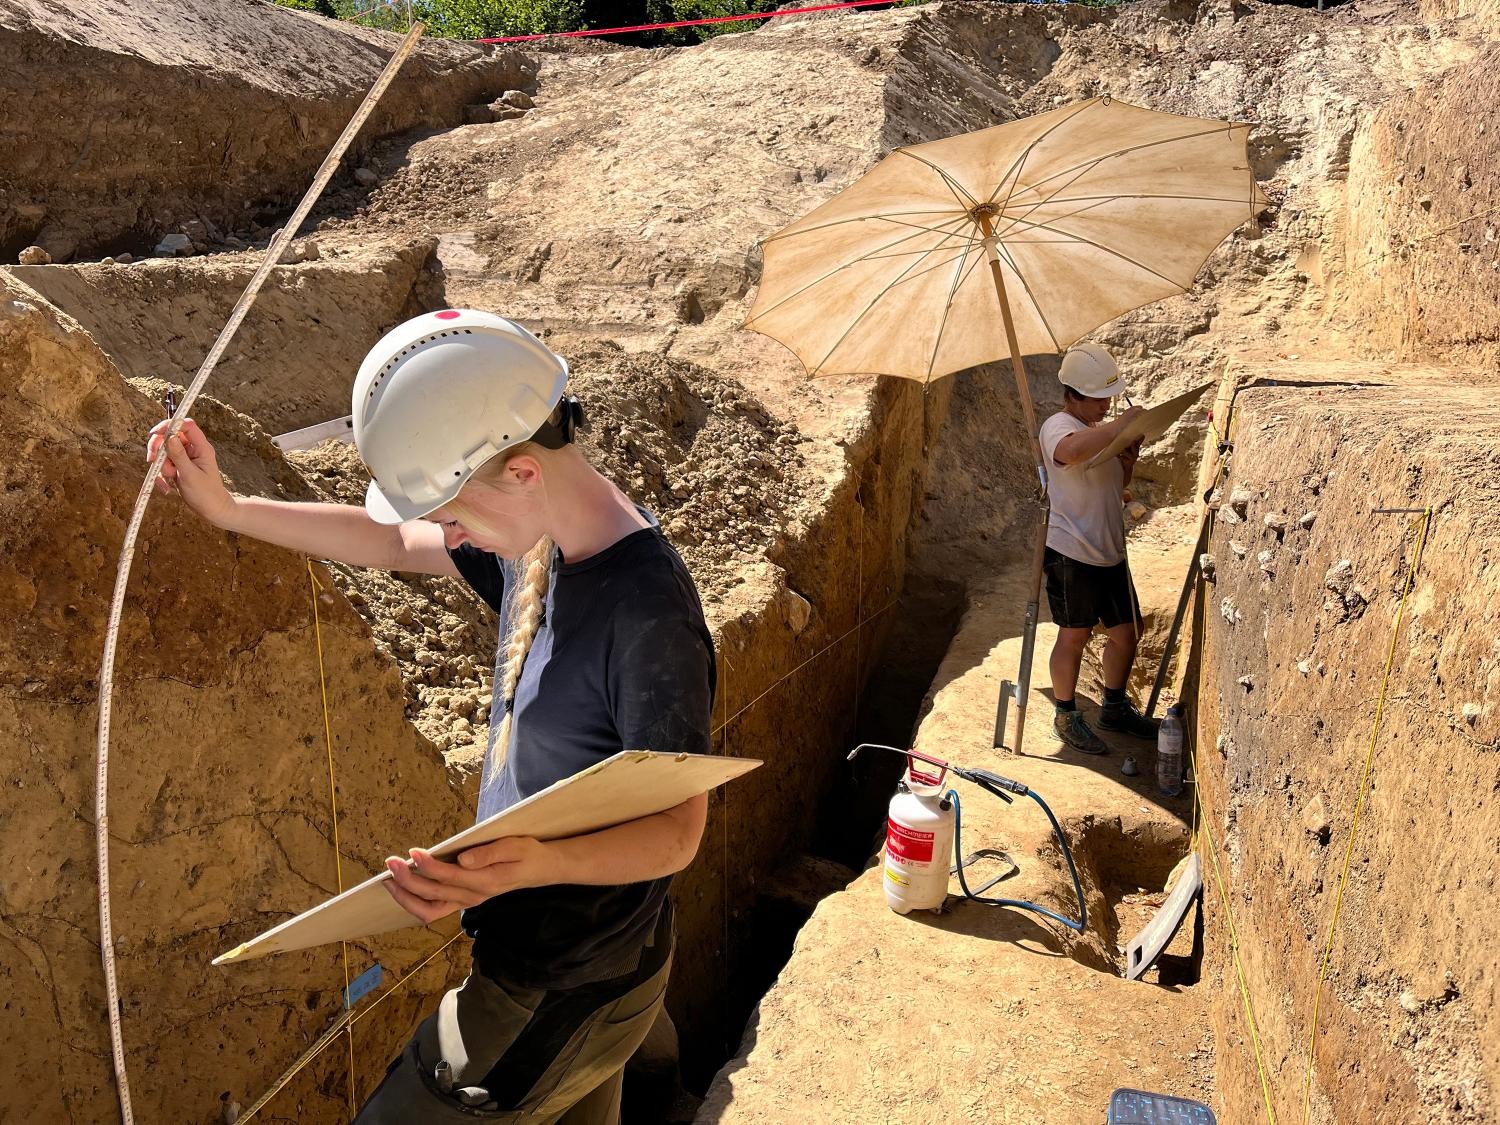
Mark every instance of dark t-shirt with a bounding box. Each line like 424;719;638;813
447;520;715;989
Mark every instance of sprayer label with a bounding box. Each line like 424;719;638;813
886;820;935;864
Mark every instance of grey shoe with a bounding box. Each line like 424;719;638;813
1098;698;1160;739
1054;709;1109;755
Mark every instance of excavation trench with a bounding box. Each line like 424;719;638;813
693;342;1219;1117
695;574;969;1090
691;539;1207;1101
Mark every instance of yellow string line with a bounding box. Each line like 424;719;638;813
236;1005;360;1123
855;499;864;717
307;560;357;1118
237;929;465;1123
1299;509;1431;1125
349;930;466;1031
711;596;899;737
1352;204;1500;273
1190;513;1271;1117
1196;803;1280;1124
719;653;732;1056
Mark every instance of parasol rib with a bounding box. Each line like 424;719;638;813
994;207;1192;294
760;207;967;243
894;148;983;212
1034;192;1271;206
1000;123;1255;207
987;96;1101;210
747;216;974;325
924;230;982;384
992;190;1119;244
883;245;984;291
807;226;973;375
860;241;983;261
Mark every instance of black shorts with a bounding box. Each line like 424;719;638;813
1044;547;1143;630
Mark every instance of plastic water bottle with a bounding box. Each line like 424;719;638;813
1157;704;1185;797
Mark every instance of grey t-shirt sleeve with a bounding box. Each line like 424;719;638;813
1040;411;1087;468
606;594;714;757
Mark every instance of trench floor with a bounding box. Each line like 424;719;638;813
698;521;1215;1122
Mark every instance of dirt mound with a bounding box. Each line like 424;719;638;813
0;0;533;261
566;343;809;590
0;273;472;1121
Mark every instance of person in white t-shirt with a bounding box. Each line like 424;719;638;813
1037;343;1159;756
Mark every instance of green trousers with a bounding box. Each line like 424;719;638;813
354;951;671;1124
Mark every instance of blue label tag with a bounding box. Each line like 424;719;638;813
344;963;383;1009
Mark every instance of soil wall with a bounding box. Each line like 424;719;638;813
1196;363;1498;1123
11;239;436;435
1339;44;1500;370
0;0;533;261
0;273;476;1122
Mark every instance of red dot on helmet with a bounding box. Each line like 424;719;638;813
435;310;460;320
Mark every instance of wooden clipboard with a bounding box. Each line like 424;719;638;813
214;750;761;965
1083;382;1213;470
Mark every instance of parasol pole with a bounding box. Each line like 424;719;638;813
976;209;1050;756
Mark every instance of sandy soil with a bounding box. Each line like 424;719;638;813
3;0;1499;1120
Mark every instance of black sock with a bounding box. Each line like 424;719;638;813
1104;686;1127;705
1055;697;1076;712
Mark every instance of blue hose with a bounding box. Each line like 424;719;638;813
947;784;1087;933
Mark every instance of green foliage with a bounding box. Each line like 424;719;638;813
420;0;589;38
328;0;409;31
646;0;779;44
299;0;1136;46
325;0;585;37
273;0;338;15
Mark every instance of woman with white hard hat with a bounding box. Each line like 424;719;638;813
1037;342;1159;757
148;309;712;1123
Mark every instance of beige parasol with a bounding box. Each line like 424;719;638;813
745;96;1267;753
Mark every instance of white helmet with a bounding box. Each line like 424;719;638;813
352;309;571;524
1059;343;1124;399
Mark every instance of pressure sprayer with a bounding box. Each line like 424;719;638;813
849;744;1087;932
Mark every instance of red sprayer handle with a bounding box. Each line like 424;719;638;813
847;743;950;788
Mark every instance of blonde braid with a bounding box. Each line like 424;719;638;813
490;535;554;768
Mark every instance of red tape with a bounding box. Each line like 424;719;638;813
475;0;898;44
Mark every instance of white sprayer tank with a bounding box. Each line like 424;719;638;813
883;779;955;913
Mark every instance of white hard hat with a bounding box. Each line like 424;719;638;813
1059;343;1125;398
352;309;570;524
